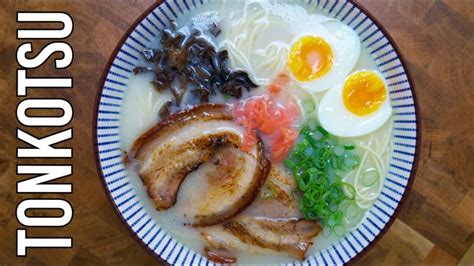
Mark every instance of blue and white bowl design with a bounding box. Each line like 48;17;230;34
94;0;419;264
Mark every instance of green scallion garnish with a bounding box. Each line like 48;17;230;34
285;123;360;231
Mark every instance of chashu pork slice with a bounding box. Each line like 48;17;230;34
176;141;269;226
202;166;321;261
128;104;270;225
222;217;320;260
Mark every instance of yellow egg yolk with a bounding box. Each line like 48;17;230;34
288;36;333;82
343;71;387;116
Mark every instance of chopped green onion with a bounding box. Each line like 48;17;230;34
322;226;331;237
284;159;297;170
326;136;337;146
302;99;315;112
334;146;345;156
286;123;360;232
344;156;357;168
307;118;318;131
328;211;343;227
304;147;316;157
345;202;359;220
333;224;346;237
317;126;329;136
311;130;323;141
363;168;379;187
344;145;355;150
342;183;356;200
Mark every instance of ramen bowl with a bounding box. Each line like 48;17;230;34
94;0;420;264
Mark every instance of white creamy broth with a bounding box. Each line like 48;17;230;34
120;0;392;264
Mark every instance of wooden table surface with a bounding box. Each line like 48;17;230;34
0;0;473;265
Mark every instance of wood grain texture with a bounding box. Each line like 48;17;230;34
0;0;472;265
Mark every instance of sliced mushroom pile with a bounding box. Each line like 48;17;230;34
133;22;258;119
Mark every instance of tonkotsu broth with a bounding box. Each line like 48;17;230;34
120;0;392;263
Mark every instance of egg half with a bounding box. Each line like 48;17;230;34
318;70;392;137
288;20;361;92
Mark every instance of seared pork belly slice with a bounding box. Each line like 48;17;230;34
201;226;277;257
202;166;321;261
203;246;237;264
223;217;321;260
136;133;231;209
202;217;320;261
128;104;270;221
178;141;269;227
244;166;301;218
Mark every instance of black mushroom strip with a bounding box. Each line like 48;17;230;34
133;21;258;119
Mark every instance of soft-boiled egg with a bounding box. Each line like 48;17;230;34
288;20;361;92
318;70;392;137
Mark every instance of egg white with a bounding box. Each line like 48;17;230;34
290;19;361;93
317;71;392;137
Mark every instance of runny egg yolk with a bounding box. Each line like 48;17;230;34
343;71;387;116
288;36;333;82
